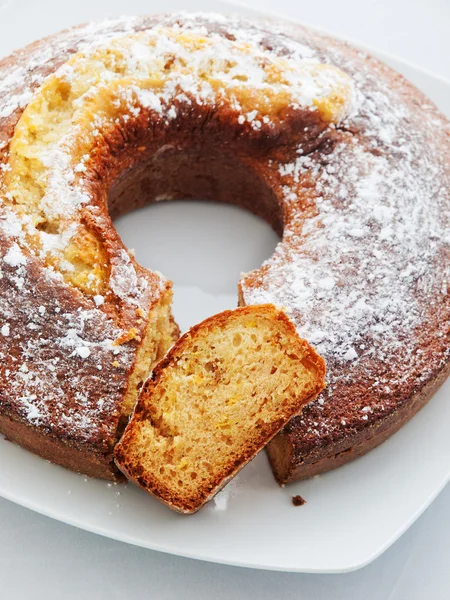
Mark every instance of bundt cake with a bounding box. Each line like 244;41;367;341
115;305;325;513
0;13;448;485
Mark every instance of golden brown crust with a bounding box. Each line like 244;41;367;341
268;355;450;483
0;414;122;480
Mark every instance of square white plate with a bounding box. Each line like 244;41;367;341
0;0;449;574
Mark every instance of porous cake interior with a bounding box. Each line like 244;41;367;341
121;292;178;416
117;306;324;512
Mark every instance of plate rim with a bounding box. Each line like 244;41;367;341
0;6;448;574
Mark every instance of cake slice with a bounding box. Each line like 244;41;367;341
114;305;325;513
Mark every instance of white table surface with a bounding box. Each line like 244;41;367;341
0;0;449;598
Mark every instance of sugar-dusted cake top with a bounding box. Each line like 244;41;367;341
0;12;448;452
1;16;353;296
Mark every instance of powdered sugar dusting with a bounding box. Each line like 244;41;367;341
1;14;353;305
240;21;450;443
110;250;150;303
0;240;134;441
3;243;26;267
211;474;242;511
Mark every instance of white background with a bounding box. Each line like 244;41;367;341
0;0;449;597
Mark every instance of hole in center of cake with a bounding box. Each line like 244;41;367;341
115;200;280;332
109;142;282;331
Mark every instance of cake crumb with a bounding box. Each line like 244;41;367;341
292;494;307;506
113;327;141;345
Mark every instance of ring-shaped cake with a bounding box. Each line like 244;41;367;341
0;13;448;482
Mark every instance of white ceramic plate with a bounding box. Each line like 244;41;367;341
0;0;449;574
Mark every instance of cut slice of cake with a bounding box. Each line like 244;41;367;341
114;304;325;513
